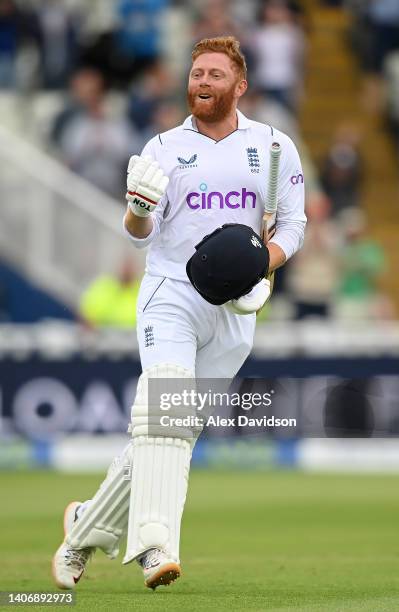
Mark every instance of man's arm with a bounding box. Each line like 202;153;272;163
123;207;153;239
267;242;286;273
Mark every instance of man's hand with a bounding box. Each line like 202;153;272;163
225;278;271;315
126;155;169;217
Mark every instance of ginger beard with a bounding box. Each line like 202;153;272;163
187;79;238;123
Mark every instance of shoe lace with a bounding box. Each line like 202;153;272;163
139;548;162;569
65;548;93;572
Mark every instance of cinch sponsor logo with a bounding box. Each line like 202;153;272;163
290;173;304;185
186;183;256;210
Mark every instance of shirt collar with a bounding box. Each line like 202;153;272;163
183;109;251;131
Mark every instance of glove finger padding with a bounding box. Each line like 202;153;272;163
127;154;152;178
150;169;169;197
140;161;160;186
152;167;164;186
127;156;153;194
127;155;140;173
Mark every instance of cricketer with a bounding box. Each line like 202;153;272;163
52;35;306;591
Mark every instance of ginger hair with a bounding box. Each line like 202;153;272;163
191;36;247;80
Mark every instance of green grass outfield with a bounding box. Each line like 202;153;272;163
1;470;399;611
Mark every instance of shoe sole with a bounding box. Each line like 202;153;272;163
145;563;181;590
51;501;82;590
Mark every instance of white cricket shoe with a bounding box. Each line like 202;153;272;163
138;548;181;590
52;501;95;589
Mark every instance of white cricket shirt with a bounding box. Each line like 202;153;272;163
127;110;306;281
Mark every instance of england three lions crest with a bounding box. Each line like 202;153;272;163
246;147;260;173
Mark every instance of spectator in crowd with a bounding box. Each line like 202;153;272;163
383;50;399;158
192;0;256;79
35;0;81;89
285;193;339;319
320;122;363;217
112;0;168;76
366;0;399;75
250;0;307;114
346;0;373;72
0;0;36;88
286;1;310;33
140;98;184;142
80;256;141;328
333;207;390;320
0;0;20;88
127;61;177;132
348;0;399;114
51;67;139;199
193;0;242;43
229;0;259;28
76;0;169;87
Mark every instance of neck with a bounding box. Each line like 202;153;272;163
194;109;239;141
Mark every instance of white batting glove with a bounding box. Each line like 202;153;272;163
126;155;169;217
225;278;271;315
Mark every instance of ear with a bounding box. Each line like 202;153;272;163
236;79;248;99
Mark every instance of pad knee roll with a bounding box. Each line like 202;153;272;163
130;363;199;441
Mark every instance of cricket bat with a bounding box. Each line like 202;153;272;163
261;141;281;244
261;141;281;291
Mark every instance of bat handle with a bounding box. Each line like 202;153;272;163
261;216;269;244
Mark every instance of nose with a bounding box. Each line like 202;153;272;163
198;74;211;87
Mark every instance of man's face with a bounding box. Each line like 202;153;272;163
187;52;247;123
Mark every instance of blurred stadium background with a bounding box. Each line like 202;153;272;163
1;0;398;469
1;0;399;607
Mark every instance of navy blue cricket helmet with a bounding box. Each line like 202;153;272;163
186;223;269;306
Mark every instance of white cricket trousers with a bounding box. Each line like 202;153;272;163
136;274;256;378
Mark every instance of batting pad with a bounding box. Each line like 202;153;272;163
123;435;191;564
124;363;196;563
66;441;133;559
129;363;198;439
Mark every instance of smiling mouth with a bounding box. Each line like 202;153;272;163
198;94;212;99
